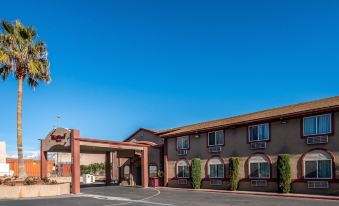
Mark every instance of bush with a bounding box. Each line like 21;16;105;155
24;177;58;185
277;154;291;193
80;163;105;175
191;158;202;189
24;176;38;185
4;178;15;186
229;157;240;191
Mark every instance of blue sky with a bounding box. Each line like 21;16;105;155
1;0;339;156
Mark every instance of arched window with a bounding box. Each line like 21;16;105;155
177;160;189;178
208;157;224;178
123;165;130;179
249;154;270;179
304;150;332;179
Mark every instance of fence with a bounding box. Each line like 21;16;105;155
6;158;54;177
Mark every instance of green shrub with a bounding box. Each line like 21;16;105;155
277;154;291;193
191;158;202;189
229;157;240;191
80;162;105;175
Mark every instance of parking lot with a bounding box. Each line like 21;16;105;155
0;186;338;206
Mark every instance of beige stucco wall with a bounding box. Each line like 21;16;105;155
167;111;339;195
56;153;105;165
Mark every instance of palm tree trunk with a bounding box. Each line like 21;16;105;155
17;76;26;178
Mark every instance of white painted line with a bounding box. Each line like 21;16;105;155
78;187;175;206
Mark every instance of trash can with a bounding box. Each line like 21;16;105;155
151;177;159;187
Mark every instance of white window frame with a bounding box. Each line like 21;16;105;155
177;161;189;178
248;123;270;143
177;136;189;150
209;162;224;179
208;130;224;146
249;155;270;179
303;113;332;136
304;159;333;180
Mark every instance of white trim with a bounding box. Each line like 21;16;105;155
177;160;190;178
303;159;333;180
177;136;189;150
303;113;332;136
248;123;270;143
209;164;225;179
249;155;270;179
208;130;224;147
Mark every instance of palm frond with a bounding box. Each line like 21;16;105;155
1;20;14;34
0;19;51;87
27;76;38;88
0;65;10;80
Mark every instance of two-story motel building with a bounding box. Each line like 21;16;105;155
117;96;339;195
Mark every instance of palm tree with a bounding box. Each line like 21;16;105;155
0;20;50;178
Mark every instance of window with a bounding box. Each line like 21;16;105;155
123;165;130;179
209;158;224;178
304;150;332;179
208;130;224;146
248;123;269;142
149;165;158;178
249;154;270;178
303;114;332;136
177;136;189;150
177;160;189;178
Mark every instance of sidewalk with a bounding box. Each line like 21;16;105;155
159;187;339;201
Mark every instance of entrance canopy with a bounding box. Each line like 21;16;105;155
40;128;149;194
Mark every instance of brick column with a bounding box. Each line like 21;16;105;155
105;151;112;185
163;139;168;187
40;140;48;178
71;129;80;194
141;147;149;188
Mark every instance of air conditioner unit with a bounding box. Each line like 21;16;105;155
209;146;222;153
251;180;267;187
178;179;188;185
177;149;188;156
210;179;222;185
308;181;329;189
306;136;328;145
249;142;266;150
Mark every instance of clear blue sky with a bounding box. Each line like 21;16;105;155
1;0;339;156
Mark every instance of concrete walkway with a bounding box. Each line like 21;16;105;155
161;187;339;201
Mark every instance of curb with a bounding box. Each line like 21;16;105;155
158;187;339;201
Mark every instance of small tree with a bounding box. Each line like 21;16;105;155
191;158;201;189
277;154;291;193
229;157;240;191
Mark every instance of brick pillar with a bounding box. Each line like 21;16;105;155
141;147;149;188
40;140;48;178
163;139;168;187
71;129;80;194
105;151;112;185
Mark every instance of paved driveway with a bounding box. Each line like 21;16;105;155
0;186;338;206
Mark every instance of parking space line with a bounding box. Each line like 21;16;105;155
78;187;175;206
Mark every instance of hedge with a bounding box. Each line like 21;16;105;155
80;163;106;175
191;158;202;189
229;157;240;191
277;154;291;193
